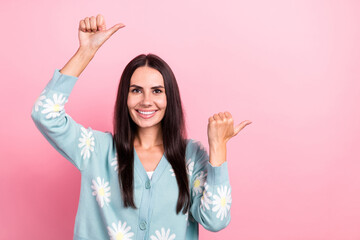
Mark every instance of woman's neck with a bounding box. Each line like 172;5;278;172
134;124;163;150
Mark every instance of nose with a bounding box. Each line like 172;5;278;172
140;91;152;106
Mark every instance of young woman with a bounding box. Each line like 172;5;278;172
31;14;251;240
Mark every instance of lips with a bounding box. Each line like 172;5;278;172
136;109;158;119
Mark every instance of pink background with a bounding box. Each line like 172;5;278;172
1;0;359;239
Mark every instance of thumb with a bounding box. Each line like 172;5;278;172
106;23;125;37
233;120;252;136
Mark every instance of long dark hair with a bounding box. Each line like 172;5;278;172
113;53;189;214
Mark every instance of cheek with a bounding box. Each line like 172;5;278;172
162;100;167;109
159;97;167;109
127;96;135;109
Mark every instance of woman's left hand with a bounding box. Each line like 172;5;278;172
207;111;252;146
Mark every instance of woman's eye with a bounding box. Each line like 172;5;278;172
131;89;141;93
153;89;162;94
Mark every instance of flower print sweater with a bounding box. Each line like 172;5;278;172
31;69;232;240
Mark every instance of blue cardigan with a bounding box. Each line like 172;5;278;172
31;69;232;240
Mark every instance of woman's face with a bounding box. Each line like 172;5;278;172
127;66;167;130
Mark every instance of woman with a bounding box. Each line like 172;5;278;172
31;14;252;240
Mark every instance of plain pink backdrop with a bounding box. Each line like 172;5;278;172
1;0;360;239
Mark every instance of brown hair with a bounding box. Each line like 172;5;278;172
113;53;189;214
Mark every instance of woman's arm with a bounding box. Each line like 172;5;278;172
188;113;252;231
31;70;96;171
31;14;125;171
59;47;95;77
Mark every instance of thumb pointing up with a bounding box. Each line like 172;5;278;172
78;14;125;51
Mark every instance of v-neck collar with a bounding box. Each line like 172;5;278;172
133;147;168;183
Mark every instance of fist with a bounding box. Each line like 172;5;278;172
78;14;125;51
207;111;252;146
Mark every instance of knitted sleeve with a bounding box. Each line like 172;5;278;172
31;69;101;171
188;140;232;232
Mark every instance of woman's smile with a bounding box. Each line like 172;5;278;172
136;109;158;119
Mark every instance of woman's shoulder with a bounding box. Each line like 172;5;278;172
185;139;209;171
185;138;208;155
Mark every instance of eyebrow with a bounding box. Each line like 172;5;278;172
129;84;165;89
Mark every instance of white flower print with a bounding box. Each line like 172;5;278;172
169;168;175;176
200;182;212;211
212;185;232;221
41;93;67;119
107;220;134;240
111;152;119;173
150;228;176;240
91;177;111;208
78;127;95;160
186;158;194;176
34;89;46;112
192;171;207;196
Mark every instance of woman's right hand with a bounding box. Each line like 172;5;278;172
59;14;125;77
78;14;125;52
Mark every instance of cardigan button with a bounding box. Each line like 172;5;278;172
139;220;147;230
145;180;151;189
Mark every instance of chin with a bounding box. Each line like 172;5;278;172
136;120;162;129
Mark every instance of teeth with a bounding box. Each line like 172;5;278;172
138;110;156;115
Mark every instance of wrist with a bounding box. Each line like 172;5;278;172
209;142;227;167
77;46;97;59
209;140;227;149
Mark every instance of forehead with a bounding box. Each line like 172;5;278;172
130;66;164;86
